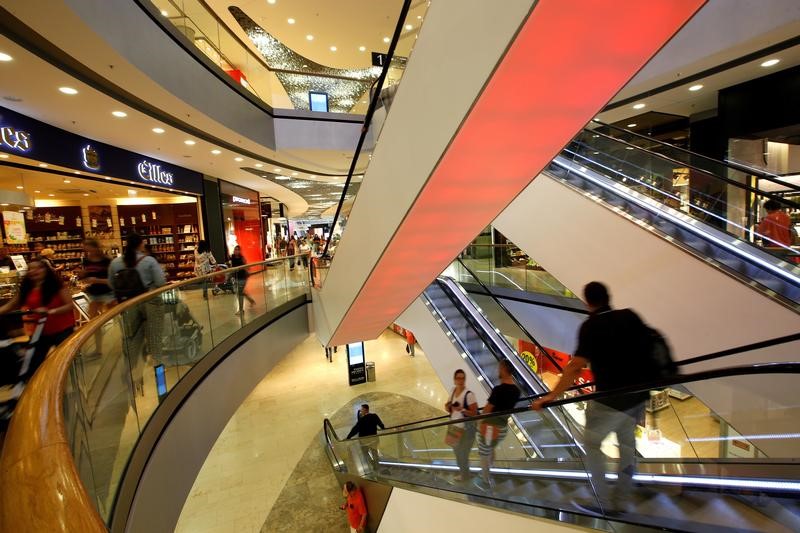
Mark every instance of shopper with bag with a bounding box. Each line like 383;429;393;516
445;369;478;482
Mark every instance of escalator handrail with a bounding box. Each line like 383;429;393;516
570;132;800;211
321;0;413;259
325;361;800;441
590;120;800;195
454;258;565;373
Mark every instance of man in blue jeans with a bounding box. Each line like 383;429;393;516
533;281;648;512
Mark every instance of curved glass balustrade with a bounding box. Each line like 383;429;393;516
324;363;800;532
60;255;309;524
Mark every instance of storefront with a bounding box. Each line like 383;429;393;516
219;179;263;263
0;105;205;283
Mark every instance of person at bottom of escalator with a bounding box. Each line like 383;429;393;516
230;245;255;315
404;330;416;357
532;281;648;512
346;404;385;472
446;369;478;482
476;359;520;490
340;481;368;533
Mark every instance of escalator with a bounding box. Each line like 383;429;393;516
423;276;581;460
324;363;800;532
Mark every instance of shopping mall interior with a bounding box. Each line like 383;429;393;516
0;0;799;532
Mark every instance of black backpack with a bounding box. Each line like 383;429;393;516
640;325;677;380
114;257;147;302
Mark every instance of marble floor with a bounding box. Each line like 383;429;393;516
175;330;449;533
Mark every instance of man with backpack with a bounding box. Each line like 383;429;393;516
532;281;673;512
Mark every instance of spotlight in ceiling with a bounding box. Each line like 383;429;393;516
211;149;221;155
405;24;413;31
127;189;137;195
15;185;22;190
74;171;81;174
0;52;12;62
234;157;244;162
383;37;390;43
112;110;127;118
38;163;48;168
760;58;780;68
48;194;54;197
627;123;637;128
83;193;89;197
688;84;704;92
152;127;165;134
292;172;298;176
287;18;295;24
330;46;337;52
160;9;169;17
255;163;263;168
273;168;281;172
632;103;645;110
306;34;314;41
34;190;40;193
184;139;196;145
275;176;291;180
0;154;8;159
63;179;71;184
267;0;276;4
59;87;78;95
359;46;366;52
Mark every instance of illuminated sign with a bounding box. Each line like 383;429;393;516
137;160;174;186
82;144;100;170
231;195;252;204
0;126;31;152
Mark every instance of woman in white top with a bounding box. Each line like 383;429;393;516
194;240;216;299
445;369;479;482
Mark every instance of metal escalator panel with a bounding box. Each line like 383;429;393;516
554;124;800;309
323;363;800;533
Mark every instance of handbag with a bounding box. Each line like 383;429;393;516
445;425;465;446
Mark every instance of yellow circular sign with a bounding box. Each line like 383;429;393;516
520;350;537;373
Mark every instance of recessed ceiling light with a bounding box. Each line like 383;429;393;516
383;37;390;43
255;163;263;168
184;139;196;145
287;18;295;24
306;34;314;41
15;185;22;190
0;52;12;62
83;193;89;197
627;123;637;128
273;168;281;172
63;179;71;184
292;172;298;176
34;190;40;193
112;111;127;118
74;171;81;174
152;127;165;134
211;149;221;155
633;103;645;110
405;24;413;30
688;84;703;92
0;154;8;159
267;0;276;4
38;163;48;168
330;46;337;52
127;189;137;195
234;157;244;162
48;194;54;197
160;9;168;16
760;58;780;68
59;87;78;95
417;15;422;20
275;176;291;180
359;46;366;52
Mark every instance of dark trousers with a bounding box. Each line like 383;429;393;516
453;425;476;478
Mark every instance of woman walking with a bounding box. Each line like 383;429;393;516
78;239;115;355
230;245;255;315
445;369;478;482
194;240;217;299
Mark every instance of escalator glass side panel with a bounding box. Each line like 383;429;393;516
325;368;800;533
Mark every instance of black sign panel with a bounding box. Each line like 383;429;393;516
0;105;203;195
371;52;388;67
347;341;367;386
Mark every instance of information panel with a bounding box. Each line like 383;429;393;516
347;341;366;386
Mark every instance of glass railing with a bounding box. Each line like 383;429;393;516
148;0;427;113
322;1;428;259
564;126;800;268
449;244;578;299
62;254;310;523
324;363;800;532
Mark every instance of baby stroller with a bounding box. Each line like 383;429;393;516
211;264;235;295
0;311;49;430
161;292;204;364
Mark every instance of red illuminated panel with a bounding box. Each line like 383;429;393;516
331;0;706;345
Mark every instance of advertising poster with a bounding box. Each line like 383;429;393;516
3;211;27;244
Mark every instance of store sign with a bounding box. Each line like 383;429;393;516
0;125;31;152
82;144;100;170
232;195;252;205
137;160;174;186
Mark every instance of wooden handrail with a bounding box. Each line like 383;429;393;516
0;255;308;531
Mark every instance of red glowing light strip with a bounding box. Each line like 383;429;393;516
331;0;706;345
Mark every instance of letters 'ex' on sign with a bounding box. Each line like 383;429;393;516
371;52;388;68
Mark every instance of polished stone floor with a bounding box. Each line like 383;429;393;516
175;330;449;533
